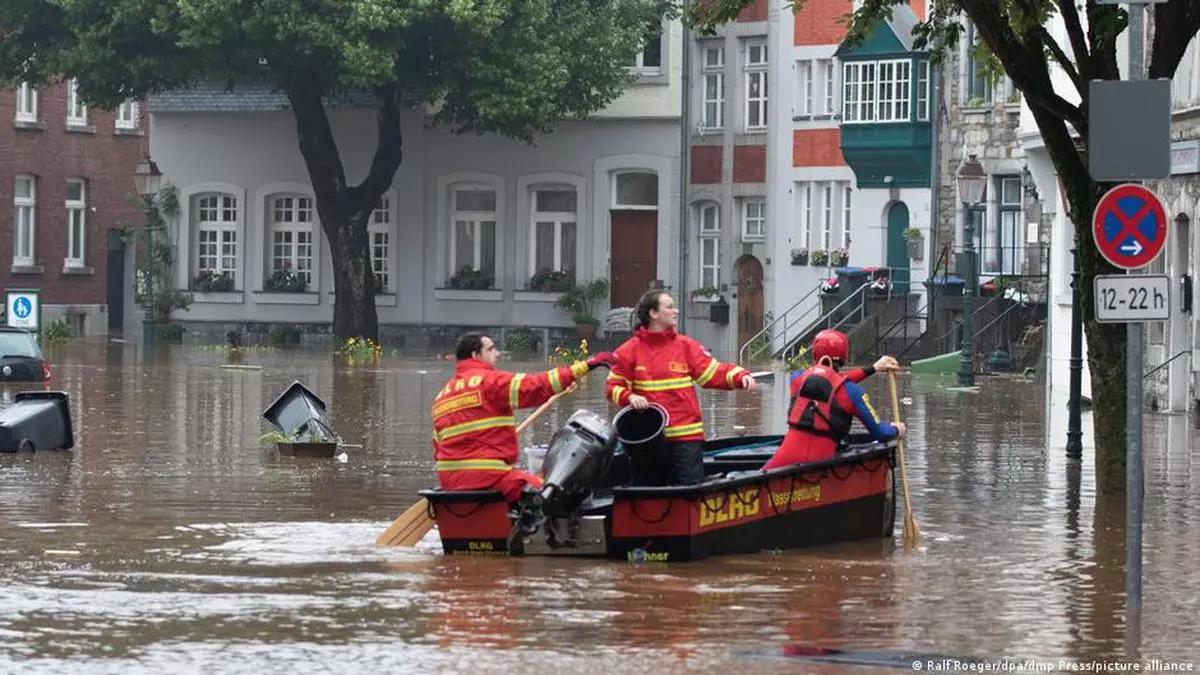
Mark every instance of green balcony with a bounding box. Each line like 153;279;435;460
840;121;933;189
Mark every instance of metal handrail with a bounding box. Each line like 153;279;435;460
738;281;823;363
1143;349;1189;380
774;281;872;360
857;301;930;363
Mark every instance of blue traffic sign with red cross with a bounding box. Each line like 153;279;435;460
1091;183;1168;270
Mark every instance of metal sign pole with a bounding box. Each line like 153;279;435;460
1125;0;1146;657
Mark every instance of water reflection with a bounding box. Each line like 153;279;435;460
0;346;1197;672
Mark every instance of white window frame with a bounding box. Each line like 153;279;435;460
875;59;911;122
917;60;930;121
450;184;499;280
529;187;579;277
632;31;663;75
744;40;768;131
65;179;86;267
841;184;852;249
14;175;36;266
116;100;138;130
821;183;833;250
699;239;721;291
823;60;836;115
797;183;812;248
369;197;392;292
742;198;766;242
66;79;87;126
797;61;813;116
842;61;879;123
196;193;240;284
612;171;659;211
697;202;721;290
701;45;725;130
15;83;37;123
268;194;315;288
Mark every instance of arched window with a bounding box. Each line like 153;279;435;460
530;186;578;277
449;184;497;287
268;194;315;289
195;193;239;284
696;202;721;290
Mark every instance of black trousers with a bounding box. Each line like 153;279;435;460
629;440;706;486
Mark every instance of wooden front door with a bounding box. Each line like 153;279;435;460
736;256;765;352
609;210;658;308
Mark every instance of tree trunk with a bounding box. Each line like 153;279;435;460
325;217;379;341
282;74;405;343
1035;105;1129;495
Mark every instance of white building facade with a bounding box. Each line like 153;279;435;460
149;23;685;349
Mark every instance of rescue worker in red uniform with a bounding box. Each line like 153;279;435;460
432;333;613;502
762;329;905;471
606;289;756;486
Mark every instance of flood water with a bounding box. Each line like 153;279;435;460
1;342;1197;673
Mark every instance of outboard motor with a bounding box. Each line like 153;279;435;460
537;409;618;517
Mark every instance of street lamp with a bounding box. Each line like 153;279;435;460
956;154;987;388
133;156;162;346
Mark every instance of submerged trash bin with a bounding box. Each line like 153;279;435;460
262;380;337;443
0;391;74;452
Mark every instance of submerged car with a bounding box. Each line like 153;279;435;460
0;327;51;383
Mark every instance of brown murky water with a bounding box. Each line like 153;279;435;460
1;342;1198;673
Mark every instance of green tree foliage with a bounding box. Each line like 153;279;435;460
694;0;1200;494
2;0;669;340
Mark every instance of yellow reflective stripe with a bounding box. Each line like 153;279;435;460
436;459;513;472
632;377;693;391
549;368;563;393
862;392;879;419
695;358;719;386
434;415;515;442
610;385;628;405
509;373;524;411
607;372;631;386
726;366;748;388
664;422;704;438
570;360;588;379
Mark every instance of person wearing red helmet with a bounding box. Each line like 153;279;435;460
761;329;906;470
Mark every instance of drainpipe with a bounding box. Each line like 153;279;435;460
928;61;943;322
678;15;692;333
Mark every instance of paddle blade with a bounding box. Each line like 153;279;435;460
376;498;435;547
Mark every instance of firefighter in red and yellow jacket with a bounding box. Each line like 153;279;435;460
432;333;614;503
606;289;756;486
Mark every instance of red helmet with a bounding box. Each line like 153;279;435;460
811;330;849;364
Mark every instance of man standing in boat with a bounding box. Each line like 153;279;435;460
761;329;906;471
432;333;614;502
606;289;757;486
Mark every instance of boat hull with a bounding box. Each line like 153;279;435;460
420;435;896;562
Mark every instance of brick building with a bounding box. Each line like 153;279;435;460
1;79;147;336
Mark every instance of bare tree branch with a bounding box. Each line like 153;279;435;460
961;0;1086;133
1055;0;1092;86
1042;26;1082;92
1149;0;1200;79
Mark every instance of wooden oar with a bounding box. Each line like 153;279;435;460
375;382;578;547
886;370;920;550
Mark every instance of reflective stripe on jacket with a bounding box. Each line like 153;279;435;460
432;357;589;467
605;327;747;442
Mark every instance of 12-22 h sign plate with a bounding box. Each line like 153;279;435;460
1094;274;1171;323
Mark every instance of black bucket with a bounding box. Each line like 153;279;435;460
613;403;669;451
